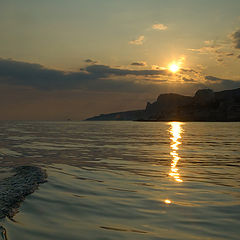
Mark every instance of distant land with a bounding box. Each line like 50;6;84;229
86;88;240;121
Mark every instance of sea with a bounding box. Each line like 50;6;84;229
0;121;239;240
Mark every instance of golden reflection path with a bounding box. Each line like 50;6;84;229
169;122;183;183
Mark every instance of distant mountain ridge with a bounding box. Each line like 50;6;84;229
86;88;240;121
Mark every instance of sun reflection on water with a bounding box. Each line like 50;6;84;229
169;122;183;183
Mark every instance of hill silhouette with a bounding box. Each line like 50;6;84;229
86;88;240;121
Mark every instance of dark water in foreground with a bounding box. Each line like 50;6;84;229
0;121;239;240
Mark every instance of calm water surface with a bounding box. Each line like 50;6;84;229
0;121;239;240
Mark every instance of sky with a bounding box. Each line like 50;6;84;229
0;0;240;120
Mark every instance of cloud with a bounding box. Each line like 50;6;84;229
217;58;224;63
231;29;240;49
205;75;240;89
129;35;144;45
188;45;222;54
182;77;196;83
204;40;214;45
226;53;234;56
0;58;66;90
85;64;169;77
191;29;240;64
130;61;147;67
0;58;239;95
152;24;168;30
205;76;222;82
188;40;237;63
0;58;170;91
84;59;98;64
180;68;198;73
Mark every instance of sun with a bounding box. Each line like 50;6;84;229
169;63;180;73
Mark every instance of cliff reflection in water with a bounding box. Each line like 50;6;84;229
169;122;183;183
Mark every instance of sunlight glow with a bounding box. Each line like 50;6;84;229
168;57;185;73
169;63;180;73
169;122;183;183
164;199;172;204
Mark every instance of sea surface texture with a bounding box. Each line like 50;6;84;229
0;121;239;240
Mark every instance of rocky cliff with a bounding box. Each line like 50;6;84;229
86;88;240;121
